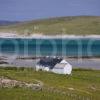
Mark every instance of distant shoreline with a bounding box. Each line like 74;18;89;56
1;32;100;39
0;55;100;70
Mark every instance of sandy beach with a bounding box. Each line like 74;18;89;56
1;32;100;39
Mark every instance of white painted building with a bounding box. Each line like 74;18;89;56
51;60;72;75
36;57;72;75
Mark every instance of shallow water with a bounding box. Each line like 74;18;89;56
0;38;100;57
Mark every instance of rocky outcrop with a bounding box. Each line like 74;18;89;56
0;76;43;91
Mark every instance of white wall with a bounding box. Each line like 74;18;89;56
52;68;65;74
64;64;72;75
36;65;49;72
44;67;49;71
52;64;72;75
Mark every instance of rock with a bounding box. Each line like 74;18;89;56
68;87;74;91
0;76;43;91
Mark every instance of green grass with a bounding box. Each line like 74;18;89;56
0;16;100;35
0;67;100;100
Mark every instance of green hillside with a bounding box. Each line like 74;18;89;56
0;16;100;35
0;67;100;100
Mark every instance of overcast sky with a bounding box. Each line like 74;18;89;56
0;0;100;21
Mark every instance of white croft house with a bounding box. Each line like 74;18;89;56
36;57;72;75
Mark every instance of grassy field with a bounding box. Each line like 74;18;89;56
0;16;100;35
0;67;100;100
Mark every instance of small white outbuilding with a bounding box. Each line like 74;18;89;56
51;60;72;75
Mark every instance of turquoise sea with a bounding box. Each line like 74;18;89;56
0;38;100;57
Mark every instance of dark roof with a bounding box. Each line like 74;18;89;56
37;57;62;69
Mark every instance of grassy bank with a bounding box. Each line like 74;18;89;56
0;16;100;35
0;67;100;100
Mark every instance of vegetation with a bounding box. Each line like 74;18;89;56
0;67;100;100
0;16;100;35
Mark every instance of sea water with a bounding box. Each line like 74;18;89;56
0;38;100;57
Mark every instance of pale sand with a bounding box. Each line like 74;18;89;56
1;32;100;39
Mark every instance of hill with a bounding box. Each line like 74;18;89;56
0;16;100;35
0;20;19;26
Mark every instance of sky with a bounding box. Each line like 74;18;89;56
0;0;100;21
